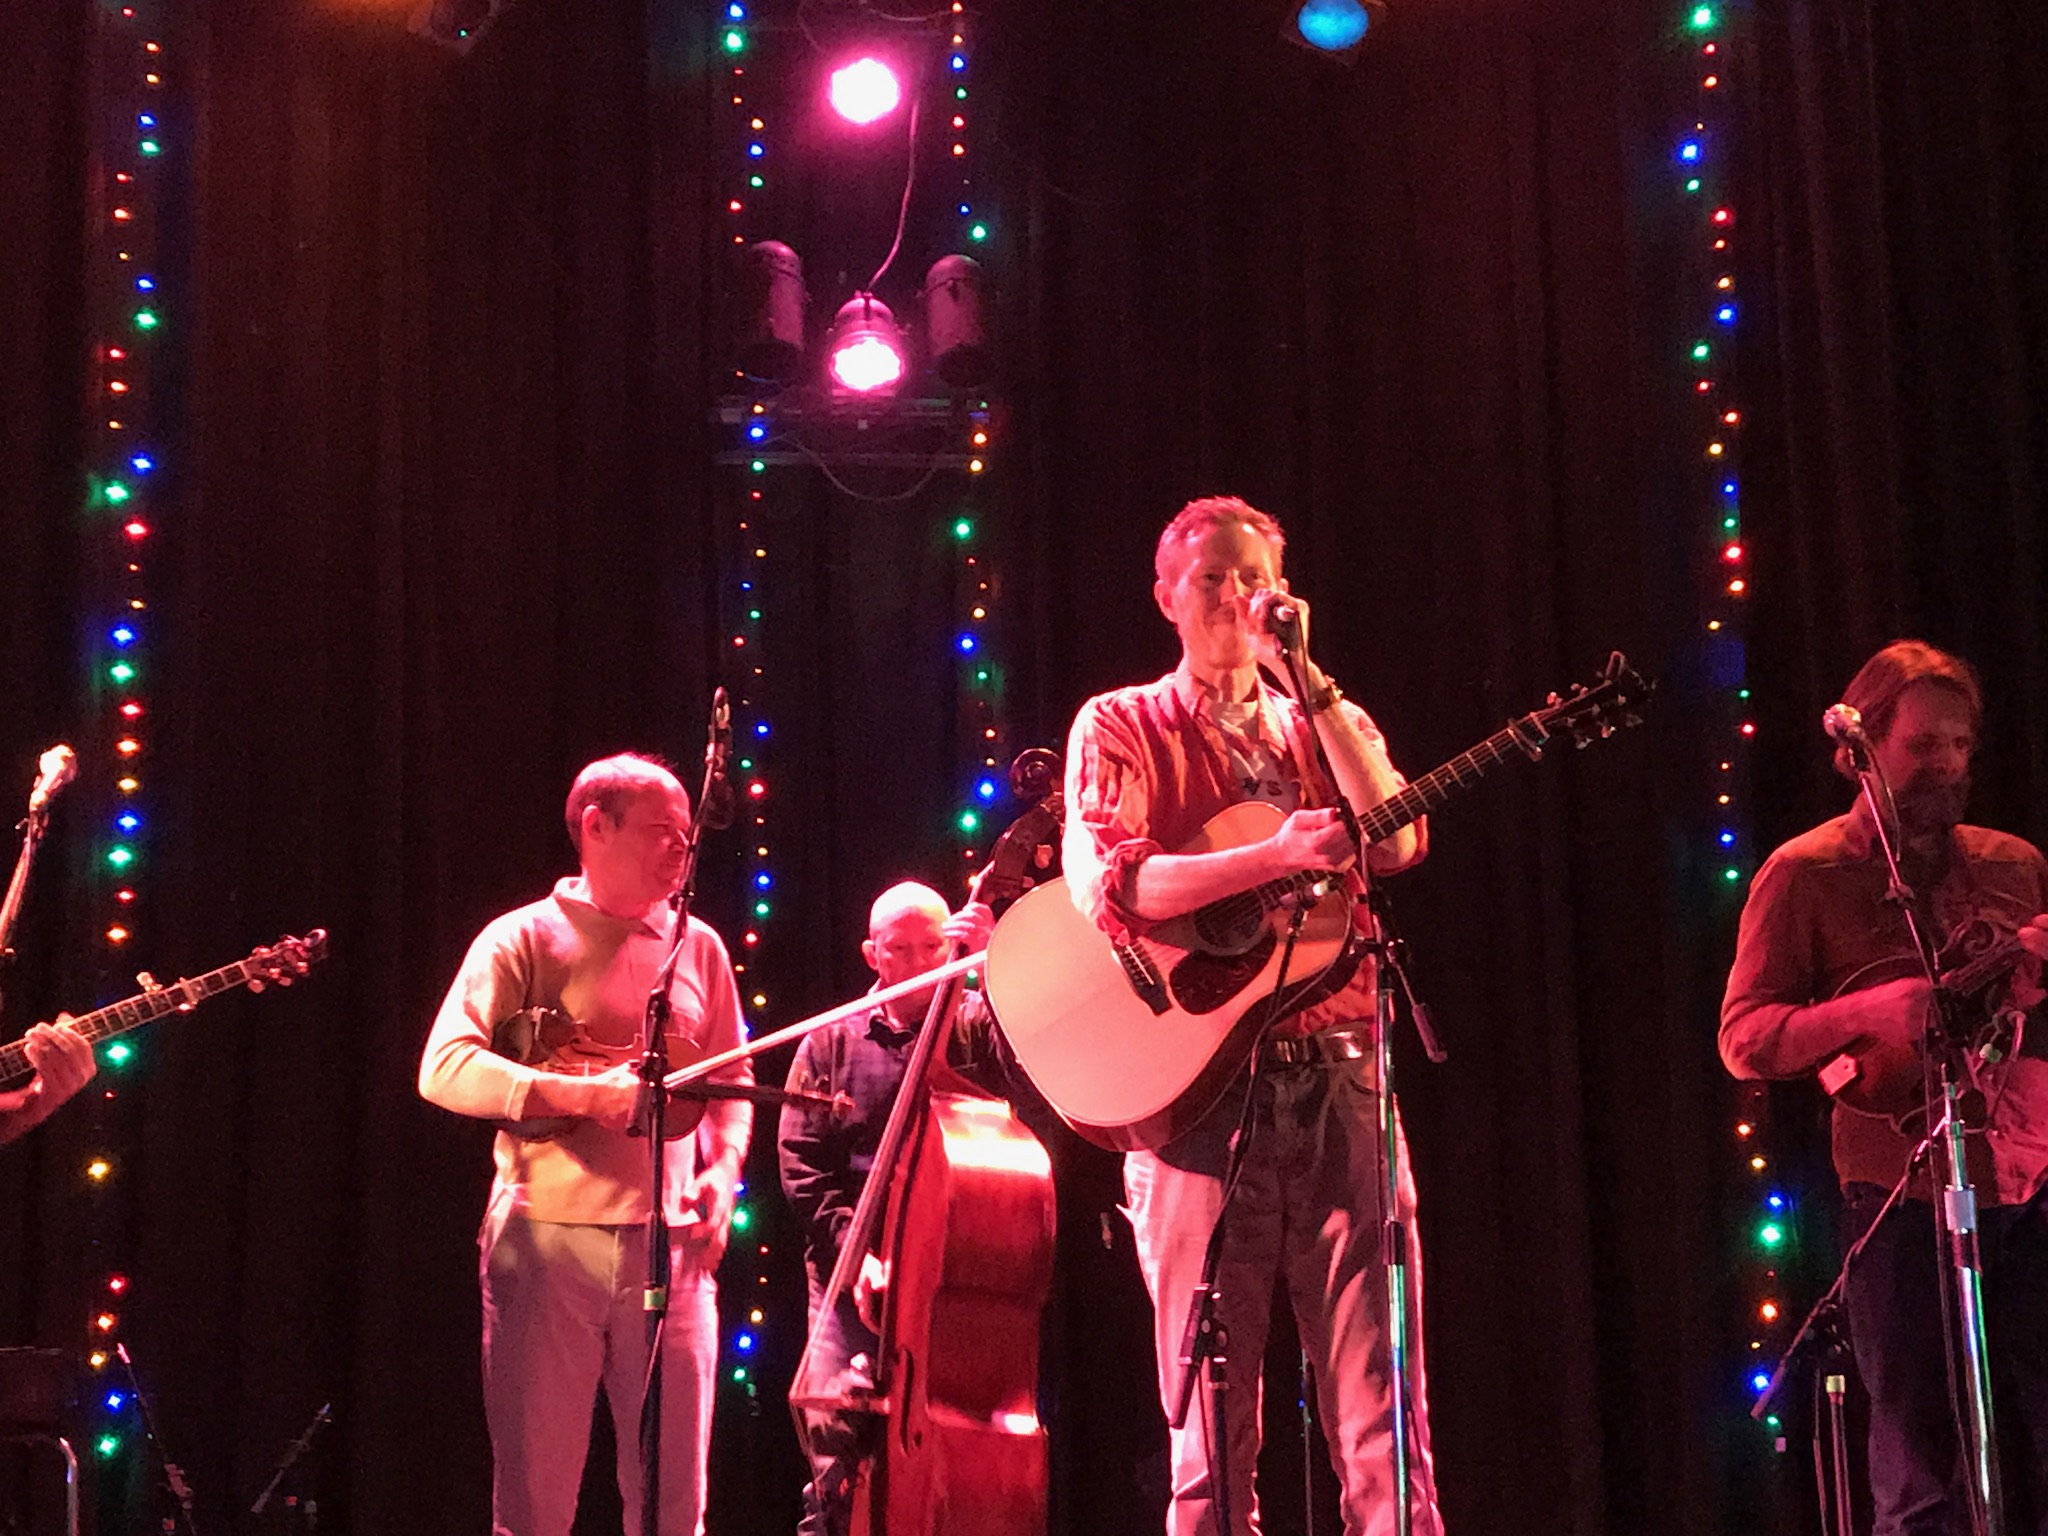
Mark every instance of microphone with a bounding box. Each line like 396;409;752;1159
1821;703;1866;745
1822;702;1873;771
1252;591;1304;648
28;744;77;814
700;688;736;832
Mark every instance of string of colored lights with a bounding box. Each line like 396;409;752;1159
941;5;1001;881
82;0;171;1484
716;3;997;1406
1676;0;1790;1448
720;0;776;1408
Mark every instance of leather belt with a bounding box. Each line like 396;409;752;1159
1260;1024;1372;1068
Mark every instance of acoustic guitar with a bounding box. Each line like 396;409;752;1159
985;653;1650;1150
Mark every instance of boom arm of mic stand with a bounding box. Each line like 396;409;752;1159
664;950;987;1091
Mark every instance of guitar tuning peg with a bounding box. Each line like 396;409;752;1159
136;971;159;992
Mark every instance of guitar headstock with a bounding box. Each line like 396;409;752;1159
244;929;330;993
1530;652;1653;750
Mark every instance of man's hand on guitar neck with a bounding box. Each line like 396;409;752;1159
522;1062;643;1131
0;1018;97;1144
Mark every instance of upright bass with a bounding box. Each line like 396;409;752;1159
792;756;1064;1536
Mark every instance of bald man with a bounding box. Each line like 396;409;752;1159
776;881;1005;1536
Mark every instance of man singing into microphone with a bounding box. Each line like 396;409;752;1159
1063;496;1441;1536
419;753;752;1536
1722;641;2048;1535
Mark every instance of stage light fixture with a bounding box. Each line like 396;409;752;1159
826;294;908;395
735;240;808;385
828;57;904;126
1285;0;1386;60
922;254;989;388
411;0;511;54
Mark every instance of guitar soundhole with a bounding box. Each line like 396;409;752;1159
1170;930;1276;1015
1191;897;1266;955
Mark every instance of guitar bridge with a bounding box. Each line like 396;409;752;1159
1113;942;1171;1016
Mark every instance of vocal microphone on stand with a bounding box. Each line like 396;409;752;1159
1822;702;1871;770
28;744;77;815
1252;591;1305;651
700;688;737;833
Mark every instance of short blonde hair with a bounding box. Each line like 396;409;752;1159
1153;496;1286;584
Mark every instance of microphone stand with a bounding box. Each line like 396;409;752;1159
114;1344;199;1536
632;690;735;1536
1840;729;2003;1536
249;1402;331;1527
1271;619;1441;1536
0;759;63;1017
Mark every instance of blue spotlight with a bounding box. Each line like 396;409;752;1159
1289;0;1385;58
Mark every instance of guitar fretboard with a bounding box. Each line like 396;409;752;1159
0;937;324;1089
1220;717;1544;924
1358;717;1542;845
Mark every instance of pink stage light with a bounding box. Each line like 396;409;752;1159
826;295;907;394
828;57;902;126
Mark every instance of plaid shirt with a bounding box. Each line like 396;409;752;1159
1061;662;1423;1038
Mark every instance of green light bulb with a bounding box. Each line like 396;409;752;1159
1690;5;1715;27
133;310;159;330
957;810;980;834
723;29;745;51
108;847;134;868
109;662;135;683
1692;342;1711;361
96;1435;121;1458
953;518;973;539
1758;1221;1784;1248
1723;867;1741;883
732;1206;752;1232
139;139;161;156
969;223;988;242
104;483;131;505
106;1042;134;1067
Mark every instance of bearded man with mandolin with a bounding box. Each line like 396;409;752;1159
1722;641;2048;1536
418;753;753;1536
1057;496;1442;1536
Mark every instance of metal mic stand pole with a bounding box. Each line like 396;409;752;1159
113;1344;199;1536
1846;736;2002;1536
249;1402;330;1526
0;787;56;1018
633;689;734;1536
1275;624;1442;1536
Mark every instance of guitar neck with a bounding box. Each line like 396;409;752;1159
1234;718;1543;915
1359;718;1540;844
0;956;276;1088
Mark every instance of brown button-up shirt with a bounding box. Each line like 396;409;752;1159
1721;807;2048;1203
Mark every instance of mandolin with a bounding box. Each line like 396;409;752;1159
1819;918;2045;1122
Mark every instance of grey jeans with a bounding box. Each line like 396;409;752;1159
1123;1054;1444;1536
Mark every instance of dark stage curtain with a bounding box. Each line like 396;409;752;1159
2;0;2040;1533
